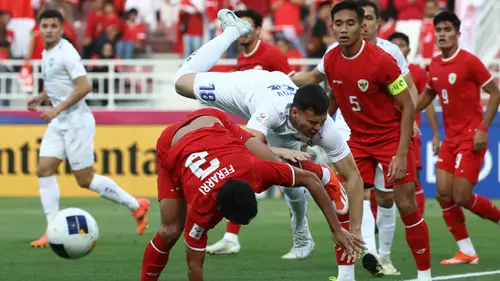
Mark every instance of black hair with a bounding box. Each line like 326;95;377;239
292;84;329;115
330;0;365;23
39;9;64;24
235;9;263;28
216;179;257;225
128;8;138;16
357;0;380;19
433;10;461;31
388;32;410;46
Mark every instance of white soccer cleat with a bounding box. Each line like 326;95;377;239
217;9;252;36
206;239;241;255
281;247;298;260
292;216;314;260
362;251;385;277
380;257;401;276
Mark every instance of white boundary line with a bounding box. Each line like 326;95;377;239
402;270;500;281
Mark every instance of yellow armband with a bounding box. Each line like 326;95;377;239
388;76;408;96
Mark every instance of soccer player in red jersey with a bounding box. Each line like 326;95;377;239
234;9;295;75
389;31;441;217
321;2;431;280
417;11;500;265
140;108;365;281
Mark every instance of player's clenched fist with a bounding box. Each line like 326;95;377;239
27;95;43;111
333;228;365;262
388;155;407;183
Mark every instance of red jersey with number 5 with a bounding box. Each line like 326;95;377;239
426;48;492;141
322;40;404;142
156;108;296;227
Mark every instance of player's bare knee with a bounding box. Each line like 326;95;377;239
36;165;56;177
37;157;61;177
73;168;95;188
159;223;183;245
435;191;452;203
452;188;473;207
375;190;394;208
173;73;196;99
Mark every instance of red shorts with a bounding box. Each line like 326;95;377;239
157;165;183;201
437;139;486;184
346;138;416;187
413;137;422;169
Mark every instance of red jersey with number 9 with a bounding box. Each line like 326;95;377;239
323;40;404;142
426;48;492;141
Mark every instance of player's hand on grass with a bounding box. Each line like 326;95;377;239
27;95;43;111
387;155;407;183
473;129;487;152
41;107;61;123
432;135;441;154
333;228;365;262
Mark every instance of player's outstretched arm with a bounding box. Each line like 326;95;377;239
186;247;205;281
425;102;441;154
328;89;338;116
404;73;419;106
416;87;437;112
291;67;325;86
480;80;500;130
54;76;92;112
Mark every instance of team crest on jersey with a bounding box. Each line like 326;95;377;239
357;79;369;92
448;73;457;84
254;65;263;70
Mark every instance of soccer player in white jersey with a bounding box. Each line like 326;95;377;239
172;9;364;260
27;9;150;248
292;1;421;277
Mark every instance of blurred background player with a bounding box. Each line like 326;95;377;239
417;11;500;265
318;2;431;280
140;108;364;281
27;9;150;248
389;31;440;216
172;9;364;261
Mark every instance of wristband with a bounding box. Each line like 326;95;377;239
477;124;488;132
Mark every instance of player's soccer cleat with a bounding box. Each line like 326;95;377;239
440;251;479;265
217;9;252;36
292;216;314;260
362;251;385;277
30;233;48;248
321;164;349;215
380;257;401;276
206;239;241;255
281;248;297;259
133;198;151;235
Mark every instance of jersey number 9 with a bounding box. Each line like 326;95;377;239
199;84;216;102
441;89;449;104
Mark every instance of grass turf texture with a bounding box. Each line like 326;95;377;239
1;198;499;281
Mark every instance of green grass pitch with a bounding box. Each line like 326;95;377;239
1;198;499;281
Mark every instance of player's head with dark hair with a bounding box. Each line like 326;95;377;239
433;11;461;51
235;9;262;47
357;1;380;41
291;84;330;138
39;9;64;46
330;1;365;48
216;179;258;225
388;32;410;58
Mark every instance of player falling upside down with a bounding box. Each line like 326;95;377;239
27;9;150;248
417;11;500;265
140;108;365;281
172;9;364;260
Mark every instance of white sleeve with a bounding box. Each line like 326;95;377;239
63;47;87;80
317;42;338;74
391;45;410;77
246;105;281;137
316;117;351;163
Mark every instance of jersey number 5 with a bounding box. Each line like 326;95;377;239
185;151;220;180
349;96;361;111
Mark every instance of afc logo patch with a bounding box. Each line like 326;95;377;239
256;112;268;123
357;79;369;92
189;223;205;240
448;73;457;84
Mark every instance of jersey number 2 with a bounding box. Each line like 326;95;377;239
185;151;220;180
349;96;361;111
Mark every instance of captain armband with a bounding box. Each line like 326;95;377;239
387;76;408;96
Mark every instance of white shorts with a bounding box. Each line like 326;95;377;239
39;115;95;170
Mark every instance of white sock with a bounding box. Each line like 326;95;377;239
320;166;331;185
377;204;397;260
361;200;378;253
457;238;476;256
223;232;239;244
38;176;60;224
174;26;240;81
417;269;432;280
337;265;355;281
89;174;140;210
281;186;307;230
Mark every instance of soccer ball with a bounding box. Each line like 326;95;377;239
46;208;99;260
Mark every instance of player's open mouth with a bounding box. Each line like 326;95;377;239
339;36;349;42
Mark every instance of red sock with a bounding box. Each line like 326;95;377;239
465;194;500;223
299;160;324;179
440;201;469;241
401;211;431;270
226;221;241;235
141;233;173;281
370;189;377;220
335;214;355;265
415;183;425;216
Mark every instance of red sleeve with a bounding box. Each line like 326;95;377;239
467;54;493;88
253;159;296;193
193;108;255;142
376;52;402;87
270;48;294;75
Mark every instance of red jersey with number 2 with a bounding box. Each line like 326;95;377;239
323;40;404;142
427;48;492;141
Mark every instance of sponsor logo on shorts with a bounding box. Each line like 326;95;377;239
189;223;205;240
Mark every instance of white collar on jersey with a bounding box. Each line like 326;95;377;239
243;40;262;57
442;47;461;62
342;40;366;60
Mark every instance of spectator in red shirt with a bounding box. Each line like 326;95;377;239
271;0;306;56
276;38;306;72
377;10;396;40
417;0;440;61
83;0;104;58
393;0;425;20
116;8;146;59
0;10;13;59
179;0;203;58
102;1;122;34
